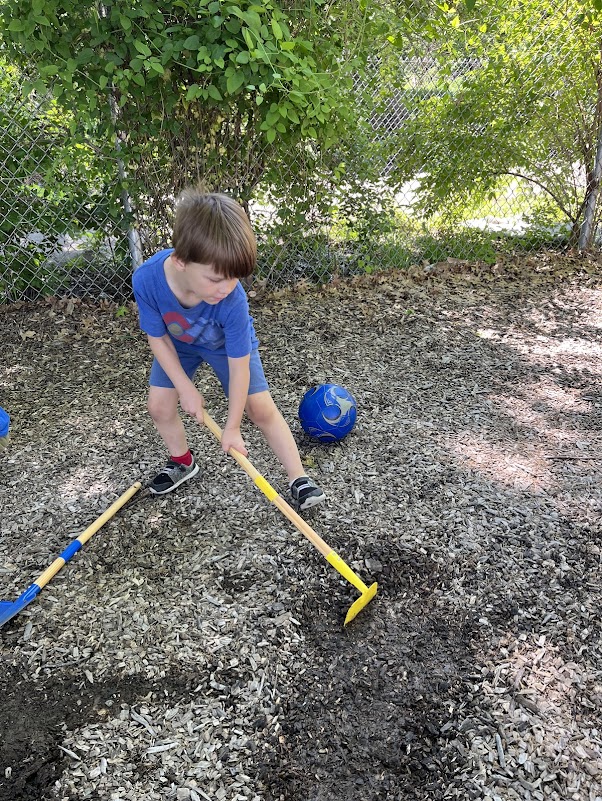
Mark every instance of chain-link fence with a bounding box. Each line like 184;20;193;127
1;2;599;303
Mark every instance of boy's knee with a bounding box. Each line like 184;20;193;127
246;393;276;426
147;390;177;423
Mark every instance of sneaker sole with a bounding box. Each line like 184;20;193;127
149;463;200;495
298;492;326;511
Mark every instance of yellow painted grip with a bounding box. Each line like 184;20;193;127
327;551;368;594
253;474;279;502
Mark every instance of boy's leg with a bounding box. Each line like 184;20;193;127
246;391;325;510
147;370;201;493
204;349;325;509
245;391;304;482
204;350;291;468
147;386;189;456
147;347;204;454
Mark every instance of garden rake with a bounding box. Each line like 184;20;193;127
203;410;377;625
0;481;142;627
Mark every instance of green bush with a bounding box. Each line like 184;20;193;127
0;58;128;299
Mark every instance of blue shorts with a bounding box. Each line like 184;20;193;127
149;346;269;397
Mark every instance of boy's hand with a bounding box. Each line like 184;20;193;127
221;426;248;456
179;384;205;424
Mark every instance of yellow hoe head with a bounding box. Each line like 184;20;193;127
326;551;378;625
344;581;379;625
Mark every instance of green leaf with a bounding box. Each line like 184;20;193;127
30;78;47;94
271;18;283;40
134;40;152;57
119;14;132;31
78;48;95;66
226;71;245;94
242;27;255;49
236;51;250;64
184;35;200;49
207;84;222;100
266;127;276;143
149;61;165;74
7;19;25;31
387;34;404;49
288;90;305;106
242;10;262;31
225;18;241;34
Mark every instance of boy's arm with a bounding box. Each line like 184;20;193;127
222;354;251;455
147;334;204;422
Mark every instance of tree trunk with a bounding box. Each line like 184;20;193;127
579;48;602;250
579;121;602;249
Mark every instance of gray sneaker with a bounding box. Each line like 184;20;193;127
150;456;200;495
289;476;326;511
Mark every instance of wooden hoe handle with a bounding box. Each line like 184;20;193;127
202;410;332;558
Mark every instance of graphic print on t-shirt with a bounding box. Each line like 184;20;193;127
163;311;193;341
162;311;225;349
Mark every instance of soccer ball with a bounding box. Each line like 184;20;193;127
298;384;357;443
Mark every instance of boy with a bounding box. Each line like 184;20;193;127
132;189;325;511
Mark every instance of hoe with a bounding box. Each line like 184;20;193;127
203;410;378;625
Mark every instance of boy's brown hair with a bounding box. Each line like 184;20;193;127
172;189;257;278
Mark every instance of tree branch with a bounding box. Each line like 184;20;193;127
499;170;575;222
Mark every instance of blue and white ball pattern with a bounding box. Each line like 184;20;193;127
298;384;357;442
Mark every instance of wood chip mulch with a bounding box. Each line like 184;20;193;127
0;250;601;801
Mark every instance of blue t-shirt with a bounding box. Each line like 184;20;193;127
132;249;258;358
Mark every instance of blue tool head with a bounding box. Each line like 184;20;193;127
0;585;41;627
0;407;9;439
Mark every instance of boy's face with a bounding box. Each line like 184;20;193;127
176;258;238;304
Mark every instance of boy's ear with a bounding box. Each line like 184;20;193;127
171;254;187;271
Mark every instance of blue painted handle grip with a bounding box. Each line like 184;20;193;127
17;583;42;605
59;540;83;562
